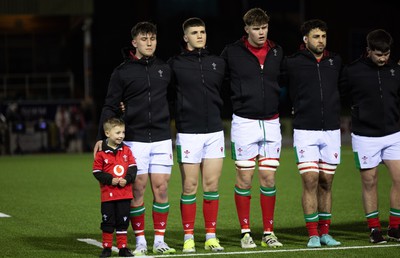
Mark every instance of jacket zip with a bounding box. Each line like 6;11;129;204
198;50;208;132
377;69;384;133
145;59;152;142
316;62;324;129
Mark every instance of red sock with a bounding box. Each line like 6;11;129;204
203;199;219;233
389;215;400;229
306;222;319;237
153;203;169;235
260;193;276;232
102;232;113;248
130;205;145;237
116;233;127;249
367;217;381;230
181;202;196;234
234;188;251;230
318;219;331;235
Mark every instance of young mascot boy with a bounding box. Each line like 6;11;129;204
93;117;137;257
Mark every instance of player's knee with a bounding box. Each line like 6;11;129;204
319;163;337;174
101;223;114;233
116;223;129;233
258;158;280;172
297;162;319;174
235;159;256;170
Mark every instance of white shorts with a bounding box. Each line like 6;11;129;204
294;129;341;164
176;131;225;163
124;139;173;175
231;114;281;161
352;131;400;169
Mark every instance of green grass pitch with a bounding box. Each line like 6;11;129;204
0;147;399;257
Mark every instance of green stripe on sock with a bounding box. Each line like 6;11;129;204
390;208;400;217
234;186;251;196
130;206;145;217
304;212;319;222
260;186;276;196
204;191;219;200
319;212;332;220
153;202;170;213
366;210;379;219
181;194;196;204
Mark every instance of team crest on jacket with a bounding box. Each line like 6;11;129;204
329;59;334;65
390;69;395;76
158;69;163;77
113;165;125;176
212;63;217;70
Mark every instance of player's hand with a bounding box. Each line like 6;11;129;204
118;178;127;187
120;102;126;113
93;140;103;158
111;178;119;186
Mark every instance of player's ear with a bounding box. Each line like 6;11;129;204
244;25;249;34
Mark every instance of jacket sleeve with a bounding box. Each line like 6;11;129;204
124;165;137;184
93;171;113;185
220;47;231;82
338;66;350;98
166;61;177;118
338;65;352;111
279;56;289;88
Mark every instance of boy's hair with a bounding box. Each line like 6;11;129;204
103;117;125;133
131;21;157;39
243;8;269;26
182;17;205;33
300;19;328;36
367;29;392;52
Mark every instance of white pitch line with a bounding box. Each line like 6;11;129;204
77;238;119;253
150;243;400;257
77;238;156;257
0;212;11;218
78;238;400;257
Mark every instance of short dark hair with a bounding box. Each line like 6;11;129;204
131;21;157;39
300;19;328;36
367;29;392;52
182;17;205;33
243;8;269;26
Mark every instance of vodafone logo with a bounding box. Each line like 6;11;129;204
113;165;125;176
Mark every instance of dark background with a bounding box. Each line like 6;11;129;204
0;0;398;153
91;0;399;118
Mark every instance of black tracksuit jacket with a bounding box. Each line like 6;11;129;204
97;48;172;142
221;38;283;119
168;48;225;133
281;48;342;130
340;57;400;137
